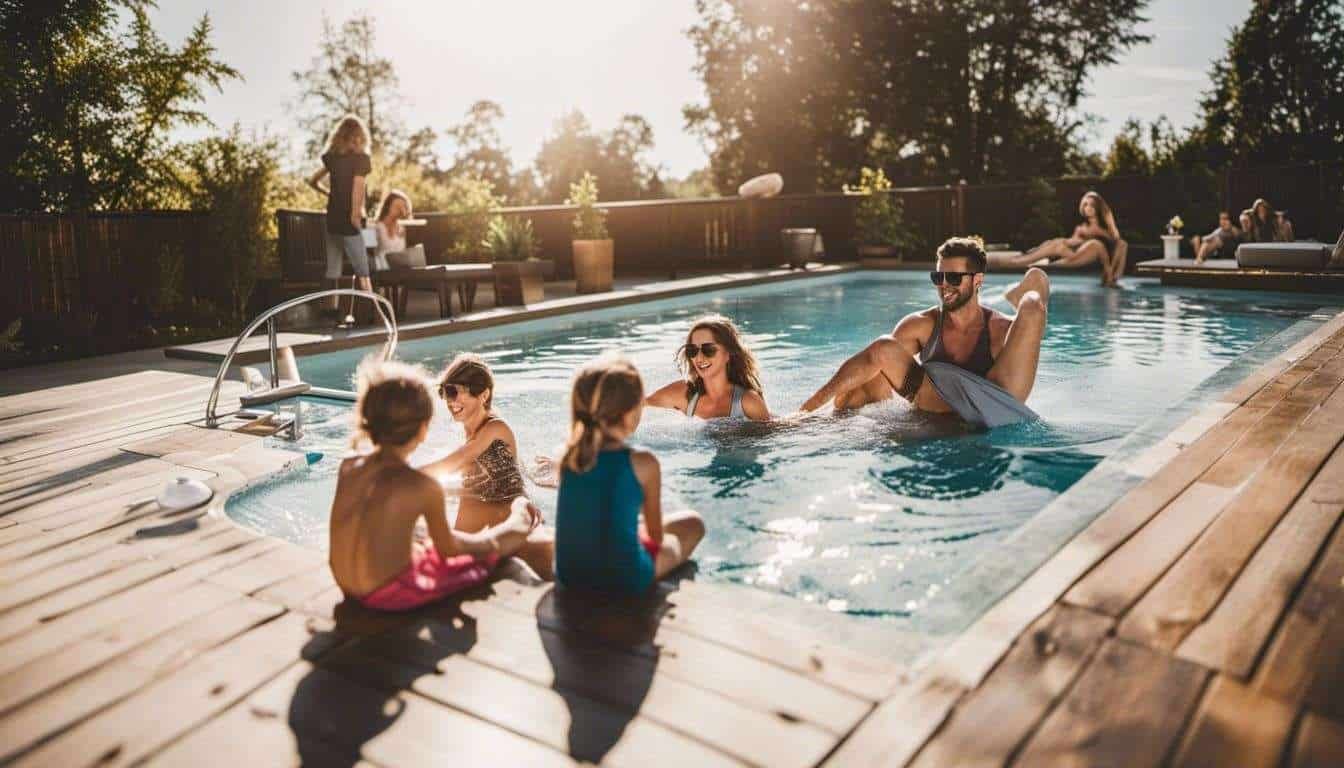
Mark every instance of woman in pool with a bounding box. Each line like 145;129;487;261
645;314;770;421
329;359;539;612
554;355;706;594
420;354;556;580
989;191;1126;287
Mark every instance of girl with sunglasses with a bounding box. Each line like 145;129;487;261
645;314;771;421
421;353;556;580
554;355;706;594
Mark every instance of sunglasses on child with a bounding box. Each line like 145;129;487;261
682;342;720;360
929;270;981;287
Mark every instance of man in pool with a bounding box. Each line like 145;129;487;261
799;236;1048;426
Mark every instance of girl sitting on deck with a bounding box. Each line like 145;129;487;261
554;356;706;595
420;354;556;580
645;314;771;421
988;191;1126;287
329;359;539;612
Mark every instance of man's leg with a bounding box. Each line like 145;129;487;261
834;372;896;410
989;268;1049;402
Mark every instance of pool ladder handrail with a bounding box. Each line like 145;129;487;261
204;289;397;427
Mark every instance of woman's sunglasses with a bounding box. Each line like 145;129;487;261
929;271;980;287
438;382;474;400
683;342;720;360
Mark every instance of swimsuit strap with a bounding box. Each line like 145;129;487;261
686;389;700;417
730;385;746;419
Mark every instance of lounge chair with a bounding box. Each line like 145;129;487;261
1236;230;1344;270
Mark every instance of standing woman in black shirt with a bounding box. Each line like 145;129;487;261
307;115;373;320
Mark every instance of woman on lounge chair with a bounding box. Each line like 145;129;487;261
645;314;771;421
989;191;1126;287
1247;198;1295;243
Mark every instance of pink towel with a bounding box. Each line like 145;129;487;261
359;545;498;612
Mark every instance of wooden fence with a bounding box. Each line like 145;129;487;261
0;211;209;325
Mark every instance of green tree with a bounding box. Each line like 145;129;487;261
685;0;1151;190
446;100;515;201
1104;119;1153;178
0;0;238;212
1194;0;1344;167
291;12;437;165
1016;177;1062;248
534;111;662;203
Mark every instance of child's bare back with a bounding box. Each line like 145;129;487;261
329;452;445;597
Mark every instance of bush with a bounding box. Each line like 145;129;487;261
482;216;540;262
444;175;502;261
1016;177;1063;248
568;172;609;240
846;167;919;251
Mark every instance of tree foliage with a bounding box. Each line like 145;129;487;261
0;0;238;212
685;0;1151;192
1193;0;1344;167
535;111;663;203
446;100;515;200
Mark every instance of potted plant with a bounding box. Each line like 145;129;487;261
568;172;613;293
484;216;549;306
846;167;919;262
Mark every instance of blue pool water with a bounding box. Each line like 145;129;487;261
226;271;1337;633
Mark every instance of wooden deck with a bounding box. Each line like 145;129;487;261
1135;257;1344;293
2;311;1343;765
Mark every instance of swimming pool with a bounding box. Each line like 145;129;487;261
226;271;1338;644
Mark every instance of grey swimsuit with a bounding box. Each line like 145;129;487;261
686;385;746;419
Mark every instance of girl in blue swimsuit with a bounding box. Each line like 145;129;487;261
646;314;771;421
554;356;707;595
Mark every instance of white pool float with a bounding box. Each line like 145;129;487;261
737;173;783;198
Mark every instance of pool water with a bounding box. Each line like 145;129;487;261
226;272;1336;634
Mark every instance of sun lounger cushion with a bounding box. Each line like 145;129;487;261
1235;241;1332;270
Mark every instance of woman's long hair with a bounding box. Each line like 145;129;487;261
376;190;411;238
562;356;644;474
438;353;496;413
677;314;764;398
1251;198;1280;241
323;114;370;156
1079;191;1119;240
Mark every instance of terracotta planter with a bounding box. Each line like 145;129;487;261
572;239;614;294
492;260;550;306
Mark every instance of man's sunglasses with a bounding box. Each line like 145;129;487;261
683;342;720;360
929;271;981;287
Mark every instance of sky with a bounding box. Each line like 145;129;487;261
154;0;1254;181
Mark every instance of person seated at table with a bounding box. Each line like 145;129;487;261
372;189;413;272
988;191;1126;287
329;359;540;612
1247;198;1295;243
1191;210;1243;264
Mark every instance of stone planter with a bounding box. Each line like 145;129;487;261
572;239;614;294
492;260;551;306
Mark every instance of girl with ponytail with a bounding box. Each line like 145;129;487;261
553;355;706;594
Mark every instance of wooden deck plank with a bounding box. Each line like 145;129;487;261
479;586;873;735
1011;638;1208;768
7;613;318;768
1064;482;1235;616
1167;675;1296;768
1176;445;1344;676
254;566;340;612
0;537;278;678
205;541;328;595
323;644;745;767
0;598;283;763
1119;385;1344;651
0;582;242;716
821;675;964;768
157;661;575;768
0;370;184;419
908;605;1113;768
923;401;1273;693
0;375;217;441
379;597;839;767
1290;712;1344;768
